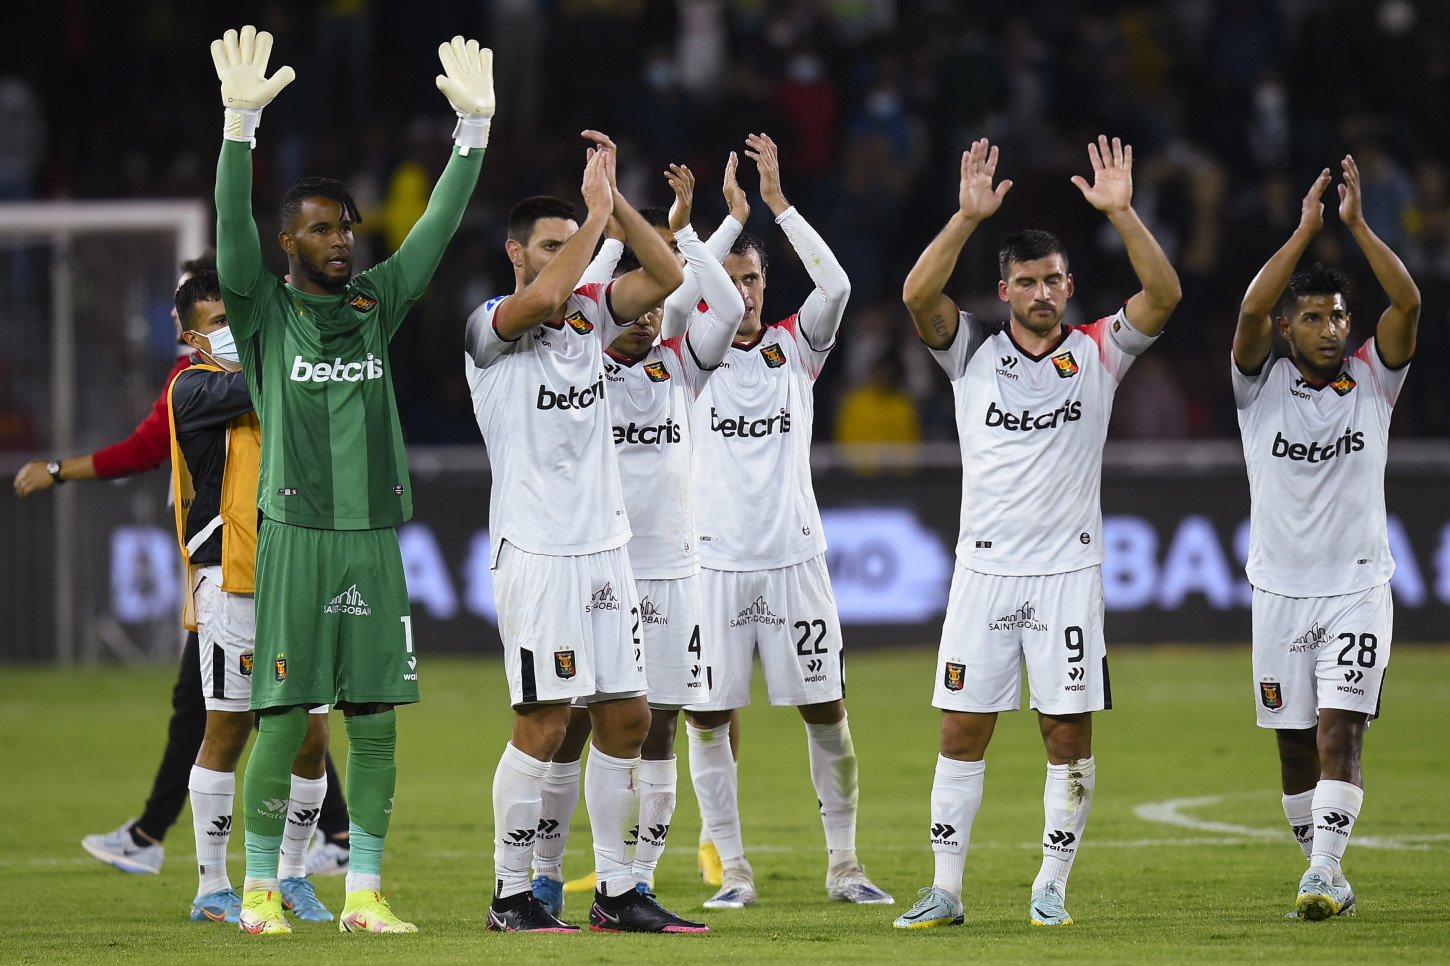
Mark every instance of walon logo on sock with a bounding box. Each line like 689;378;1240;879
930;822;959;847
207;816;232;837
290;808;320;826
324;584;372;617
1045;829;1077;852
260;798;288;820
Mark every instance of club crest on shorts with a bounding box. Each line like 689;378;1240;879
347;293;378;313
554;648;577;680
761;342;787;368
239;651;254;677
944;662;966;692
1330;371;1357;396
564;311;594;335
1051;350;1079;378
644;360;671;382
274;656;288;682
1259;678;1283;711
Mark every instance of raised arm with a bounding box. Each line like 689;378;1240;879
679;224;745;369
1338;154;1421;367
390;37;492;297
578;216;625;288
746;132;849;346
1234;169;1331;373
211;26;294;308
601;132;685;322
903;139;1012;349
491;148;613;338
1071;135;1181;337
664;157;749;338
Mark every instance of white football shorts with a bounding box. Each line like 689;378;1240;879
637;575;710;709
933;564;1109;715
193;567;257;713
687;555;844;711
492;541;646;707
1251;583;1391;729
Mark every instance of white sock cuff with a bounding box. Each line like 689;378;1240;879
804;714;849;740
639;757;677;785
936;755;986;780
587;745;639;773
502;741;551;779
1047;756;1095;779
289;773;326;800
545;759;582;783
687;721;730;745
1282;789;1315;816
1315;779;1364;815
189;765;235;794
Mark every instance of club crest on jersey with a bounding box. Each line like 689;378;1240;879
1330;371;1357;396
274;656;288;682
1051;350;1079;378
761;342;787;368
644;361;671;382
564;311;594;335
554;648;577;680
347;293;378;313
239;651;254;677
1259;679;1283;711
944;662;966;692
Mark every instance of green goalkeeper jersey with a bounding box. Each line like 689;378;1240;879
216;138;481;530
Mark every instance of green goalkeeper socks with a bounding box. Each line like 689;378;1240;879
243;706;308;881
344;709;398;877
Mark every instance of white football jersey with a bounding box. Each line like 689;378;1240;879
935;307;1154;576
692;315;831;570
608;337;712;579
465;283;631;564
1233;340;1407;597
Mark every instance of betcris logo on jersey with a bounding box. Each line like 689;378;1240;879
1270;428;1365;463
709;406;792;438
536;374;605;411
984;399;1082;432
290;354;385;383
614;417;683;445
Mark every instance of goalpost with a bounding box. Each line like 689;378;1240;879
0;200;210;665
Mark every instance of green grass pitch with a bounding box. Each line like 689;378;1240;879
2;645;1447;963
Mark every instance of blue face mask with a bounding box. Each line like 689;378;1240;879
202;324;239;365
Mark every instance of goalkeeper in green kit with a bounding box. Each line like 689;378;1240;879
209;24;492;934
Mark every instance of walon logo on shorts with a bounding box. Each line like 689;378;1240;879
1259;678;1283;711
988;601;1047;632
1289;621;1329;653
730;595;785;628
324;584;372;617
587;583;620;614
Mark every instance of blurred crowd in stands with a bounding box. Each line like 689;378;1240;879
3;0;1449;453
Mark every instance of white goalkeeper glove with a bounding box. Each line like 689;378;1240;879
210;25;296;144
435;36;495;153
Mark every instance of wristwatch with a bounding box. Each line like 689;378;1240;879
46;460;65;484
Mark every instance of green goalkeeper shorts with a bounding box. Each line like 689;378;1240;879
250;518;420;710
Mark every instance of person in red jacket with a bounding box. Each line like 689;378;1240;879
11;253;352;878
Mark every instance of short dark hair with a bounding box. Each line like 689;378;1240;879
1280;262;1349;317
180;250;216;277
637;206;671;230
998;229;1068;281
728;231;770;273
174;270;224;332
280;177;362;230
508;195;578;245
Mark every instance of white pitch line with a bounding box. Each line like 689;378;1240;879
1133;793;1450;852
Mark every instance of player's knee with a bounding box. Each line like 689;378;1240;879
642;709;679;758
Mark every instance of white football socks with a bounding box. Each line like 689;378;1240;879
805;716;859;859
532;758;581;881
930;755;985;900
277;773;326;880
189;765;235;896
1032;757;1096;898
1282;789;1315;860
492;742;549;900
688;721;744;862
1309;779;1363;878
585;745;641;897
633;756;677;885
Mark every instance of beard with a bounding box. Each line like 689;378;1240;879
1012;304;1063;336
297;248;351;293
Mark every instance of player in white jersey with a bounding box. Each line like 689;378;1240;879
465;134;707;935
1232;158;1419;922
686;133;893;910
893;137;1181;931
526;165;742;919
